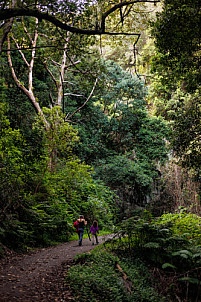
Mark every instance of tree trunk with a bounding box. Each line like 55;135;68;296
7;20;49;131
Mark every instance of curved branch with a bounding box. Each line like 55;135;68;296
0;19;13;53
66;78;98;121
101;0;160;31
0;8;101;34
0;1;160;35
43;61;58;89
0;0;16;53
11;34;29;67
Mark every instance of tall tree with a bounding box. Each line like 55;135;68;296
5;13;101;169
151;0;201;93
72;60;168;207
150;0;201;172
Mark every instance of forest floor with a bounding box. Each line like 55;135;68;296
0;235;111;302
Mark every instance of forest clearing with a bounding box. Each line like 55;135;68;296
0;0;201;301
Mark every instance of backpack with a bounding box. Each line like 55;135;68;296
73;220;79;232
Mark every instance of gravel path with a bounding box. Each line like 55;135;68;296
0;235;110;301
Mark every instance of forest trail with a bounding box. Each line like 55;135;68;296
0;235;111;302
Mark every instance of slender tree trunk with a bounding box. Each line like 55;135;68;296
7;19;49;131
57;40;69;106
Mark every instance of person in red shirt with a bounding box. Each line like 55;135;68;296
77;215;87;246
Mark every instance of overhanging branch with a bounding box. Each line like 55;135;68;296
0;1;160;36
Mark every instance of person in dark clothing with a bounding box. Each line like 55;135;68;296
77;215;87;246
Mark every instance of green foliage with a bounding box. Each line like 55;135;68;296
34;106;79;164
75;59;165;161
67;250;127;302
71;102;111;162
151;0;201;93
168;89;201;170
0;101;40;249
94;155;154;208
136;116;169;163
156;208;201;244
0;103;116;251
98;60;147;113
103;210;201;301
120;257;166;302
0;101;25;208
150;0;201;174
44;159;115;229
115;209;201;264
73;60;168;208
149;81;201;171
67;248;163;302
95;155;153;188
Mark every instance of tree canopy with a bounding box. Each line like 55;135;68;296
151;0;201;92
150;0;201;172
0;0;160;53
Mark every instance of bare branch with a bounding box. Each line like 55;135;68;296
64;93;84;97
65;59;81;69
1;45;62;52
50;59;62;67
7;36;27;92
120;0;124;26
49;92;55;107
133;34;141;78
101;0;160;32
65;68;80;73
21;17;33;44
66;78;98;121
63;81;75;85
7;34;49;130
115;4;134;29
43;60;58;90
11;34;29;66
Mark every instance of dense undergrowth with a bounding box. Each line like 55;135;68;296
67;209;201;302
67;248;164;302
0;104;116;255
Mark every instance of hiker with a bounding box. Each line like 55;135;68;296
77;215;87;246
73;219;79;235
89;220;99;245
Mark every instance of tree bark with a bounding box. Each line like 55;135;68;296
7;20;49;130
57;40;69;106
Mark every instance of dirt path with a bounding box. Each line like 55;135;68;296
0;235;110;302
